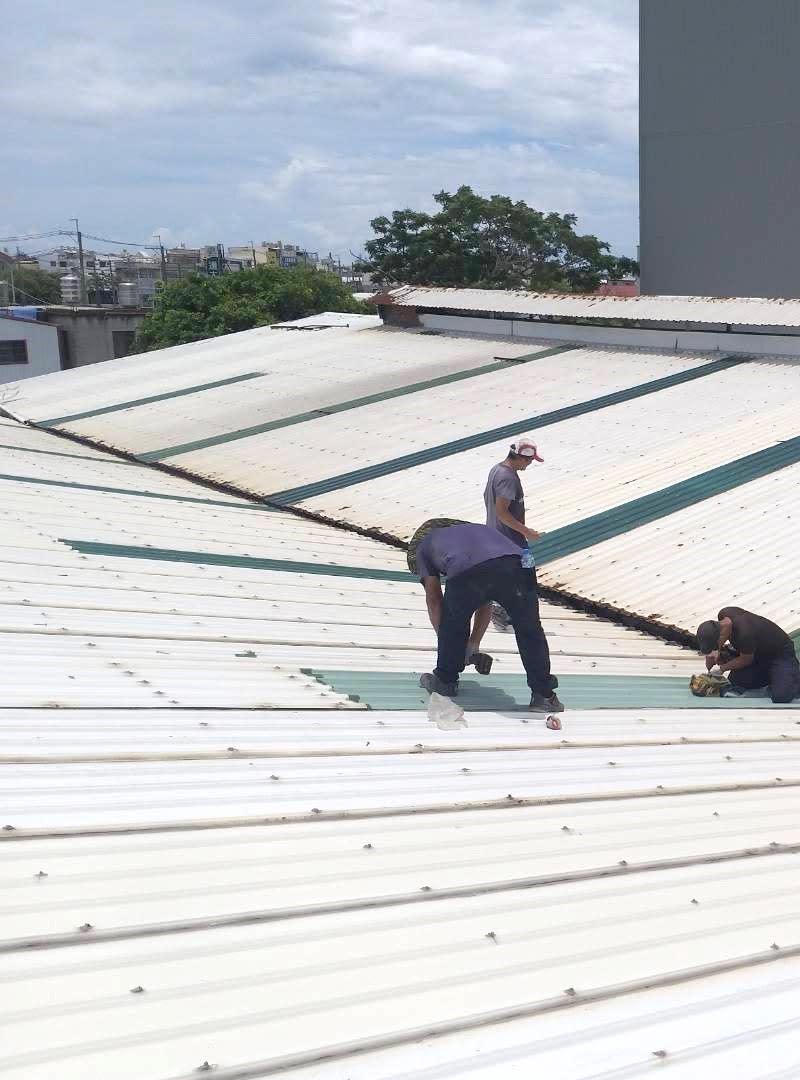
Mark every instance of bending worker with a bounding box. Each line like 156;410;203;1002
407;518;563;713
696;606;800;704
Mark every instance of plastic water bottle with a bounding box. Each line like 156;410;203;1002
521;544;535;569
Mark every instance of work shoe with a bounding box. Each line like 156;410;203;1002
466;650;494;675
529;691;565;713
419;672;458;698
491;604;512;633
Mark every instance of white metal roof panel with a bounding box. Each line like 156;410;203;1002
543;461;800;634
271;311;381;329
152;346;711;495
3;856;800;1079
383;285;800;328
299;354;800;537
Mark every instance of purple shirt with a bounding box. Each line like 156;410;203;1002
415;523;523;580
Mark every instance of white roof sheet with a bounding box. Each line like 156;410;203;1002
382;285;800;328
3;359;800;1077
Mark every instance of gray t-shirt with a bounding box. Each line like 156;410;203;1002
484;463;525;546
415;523;523;580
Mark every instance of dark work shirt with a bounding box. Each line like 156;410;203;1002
718;607;795;660
415;523;523;581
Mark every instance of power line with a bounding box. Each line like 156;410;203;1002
82;232;161;250
0;229;70;243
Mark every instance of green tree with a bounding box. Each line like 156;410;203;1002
0;264;62;305
133;264;369;351
364;186;638;293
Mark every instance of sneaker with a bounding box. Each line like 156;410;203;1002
466;650;494;675
491;605;512;633
529;691;565;713
420;672;458;698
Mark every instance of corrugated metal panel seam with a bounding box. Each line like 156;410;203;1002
0;473;277;513
157;946;800;1080
138;344;578;462
0;441;135;466
4;843;800;956
533;433;800;565
267;356;746;504
59;540;415;581
37;371;268;428
306;671;800;711
6;778;800;844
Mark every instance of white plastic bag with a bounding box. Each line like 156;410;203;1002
427;692;468;730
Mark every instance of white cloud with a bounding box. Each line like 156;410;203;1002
2;0;639;257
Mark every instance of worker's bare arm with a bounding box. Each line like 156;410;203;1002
717;652;755;673
422;577;443;632
494;496;541;542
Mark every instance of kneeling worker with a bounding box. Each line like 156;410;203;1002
696;606;800;704
407;518;563;713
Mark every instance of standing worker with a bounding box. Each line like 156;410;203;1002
696;606;800;703
407;518;563;713
484;438;545;631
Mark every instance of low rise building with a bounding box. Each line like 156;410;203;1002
0;311;64;383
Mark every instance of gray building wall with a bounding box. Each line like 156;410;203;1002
39;308;146;367
640;0;800;298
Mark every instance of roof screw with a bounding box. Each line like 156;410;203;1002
129;985;145;994
2;825;16;831
485;932;498;944
78;923;94;933
311;808;321;815
770;841;781;848
725;755;733;761
607;761;617;766
34;870;48;878
195;1063;216;1073
421;885;433;892
199;722;209;727
690;898;699;905
561;826;572;833
652;1050;668;1059
461;767;471;774
227;747;239;753
563;987;577;997
713;811;720;817
270;774;280;781
771;943;781;951
656;785;665;790
506;794;515;801
363;843;373;850
618;860;629;867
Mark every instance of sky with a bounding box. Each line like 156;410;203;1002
2;0;639;262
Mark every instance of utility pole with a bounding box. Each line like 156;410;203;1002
70;217;87;304
9;265;16;304
251;240;257;269
154;234;168;286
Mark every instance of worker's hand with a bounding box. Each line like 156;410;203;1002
705;651;719;671
525;527;542;542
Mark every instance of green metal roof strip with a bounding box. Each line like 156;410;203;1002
37;371;267;428
267;355;747;504
138;344;578;461
59;539;416;581
307;670;800;711
0;442;133;465
533;433;800;565
0;473;276;512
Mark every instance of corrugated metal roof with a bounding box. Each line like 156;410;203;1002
381;285;800;328
4;334;800;1078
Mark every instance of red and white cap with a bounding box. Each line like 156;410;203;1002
510;437;544;462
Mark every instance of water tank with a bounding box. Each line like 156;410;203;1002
60;273;81;303
117;281;139;307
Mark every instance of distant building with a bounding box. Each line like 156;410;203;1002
36;306;147;367
0;311;64;384
594;280;639;298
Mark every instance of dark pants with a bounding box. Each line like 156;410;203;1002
728;645;800;704
434;556;556;694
